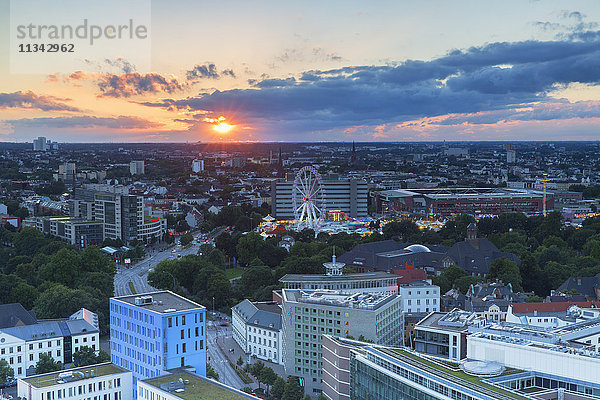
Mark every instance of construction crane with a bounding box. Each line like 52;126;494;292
536;173;552;216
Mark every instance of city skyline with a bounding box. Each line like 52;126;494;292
1;0;600;142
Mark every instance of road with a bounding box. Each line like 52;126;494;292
113;227;227;296
207;321;248;389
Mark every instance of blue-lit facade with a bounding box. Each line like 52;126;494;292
109;292;207;397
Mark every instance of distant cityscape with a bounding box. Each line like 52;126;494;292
0;139;599;400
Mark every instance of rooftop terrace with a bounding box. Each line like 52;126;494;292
21;363;126;388
143;371;253;400
381;348;530;400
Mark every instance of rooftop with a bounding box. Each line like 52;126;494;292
112;291;205;314
381;348;530;400
283;289;397;310
142;370;254;400
416;309;484;332
21;363;126;388
280;271;395;282
233;300;282;330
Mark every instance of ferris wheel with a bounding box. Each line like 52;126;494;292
293;166;326;231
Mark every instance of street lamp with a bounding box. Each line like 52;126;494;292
212;296;215;314
163;270;177;291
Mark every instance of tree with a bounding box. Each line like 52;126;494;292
526;295;545;302
0;359;14;386
454;276;484;294
73;346;109;367
180;233;193;246
240;266;274;298
206;363;219;381
382;220;420;241
250;360;265;378
36;353;61;374
282;376;303;400
38;248;81;287
259;366;277;395
236;356;244;367
487;258;523;292
272;377;286;400
10;283;39;310
432;265;468;294
236;232;265;265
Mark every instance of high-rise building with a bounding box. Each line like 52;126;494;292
56;163;77;183
32;137;47;151
109;291;207;398
271;173;368;219
191;159;204;173
281;289;403;397
130;161;145;175
507;149;516;163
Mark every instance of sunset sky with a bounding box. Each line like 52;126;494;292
1;0;600;142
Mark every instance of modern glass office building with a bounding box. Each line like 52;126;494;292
110;291;207;398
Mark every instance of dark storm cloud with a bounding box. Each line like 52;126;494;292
186;64;236;80
0;91;80;112
140;33;600;133
6;115;161;129
186;64;220;80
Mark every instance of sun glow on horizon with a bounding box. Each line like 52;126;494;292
213;122;234;133
204;116;235;134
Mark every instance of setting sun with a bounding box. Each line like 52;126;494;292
213;122;234;133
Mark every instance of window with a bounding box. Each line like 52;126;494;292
182;343;186;353
182;315;186;325
181;330;184;339
195;327;199;337
168;318;172;328
29;344;33;350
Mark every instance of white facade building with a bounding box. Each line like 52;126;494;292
18;363;132;400
0;310;99;378
468;319;600;387
129;161;145;175
231;300;283;365
191;159;204;173
398;280;440;313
